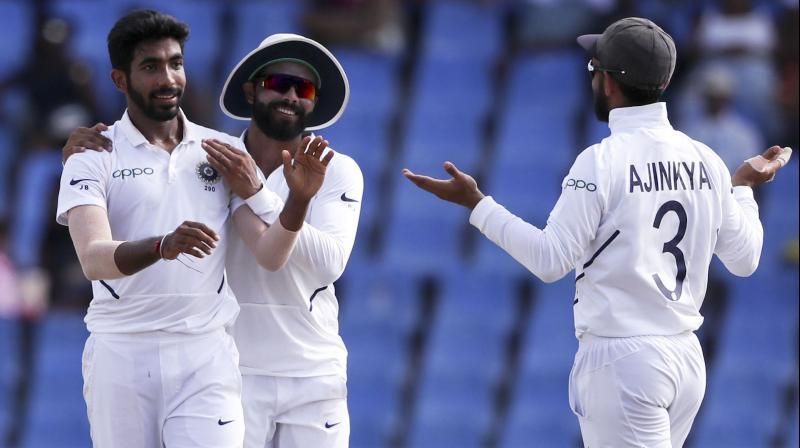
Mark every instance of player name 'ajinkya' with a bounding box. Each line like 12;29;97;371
629;161;712;193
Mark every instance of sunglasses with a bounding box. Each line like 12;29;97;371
255;73;317;101
587;59;626;77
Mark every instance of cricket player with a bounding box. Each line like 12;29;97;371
63;33;362;447
403;17;792;447
208;33;361;448
56;11;331;448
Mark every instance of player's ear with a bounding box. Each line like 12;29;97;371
602;73;616;97
111;69;127;93
243;81;256;105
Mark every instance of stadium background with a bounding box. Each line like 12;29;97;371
0;0;797;447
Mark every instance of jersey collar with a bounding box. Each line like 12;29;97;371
119;109;200;148
608;102;672;134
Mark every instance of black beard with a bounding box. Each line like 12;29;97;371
593;88;610;122
252;100;307;141
128;82;182;122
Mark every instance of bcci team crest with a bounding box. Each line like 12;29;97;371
196;161;221;185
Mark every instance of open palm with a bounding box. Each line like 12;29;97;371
283;135;335;202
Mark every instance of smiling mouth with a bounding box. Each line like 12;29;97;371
272;104;299;117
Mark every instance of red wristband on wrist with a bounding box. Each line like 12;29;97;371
154;238;162;256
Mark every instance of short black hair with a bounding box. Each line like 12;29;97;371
107;9;189;73
611;74;664;105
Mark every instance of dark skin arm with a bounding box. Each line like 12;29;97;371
402;161;486;210
113;221;219;275
62;123;112;162
731;146;792;188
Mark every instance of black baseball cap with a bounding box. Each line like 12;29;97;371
577;17;676;91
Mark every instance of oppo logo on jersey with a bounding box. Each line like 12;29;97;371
112;167;155;179
565;178;597;191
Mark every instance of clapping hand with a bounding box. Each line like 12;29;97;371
283;136;335;201
202;139;262;198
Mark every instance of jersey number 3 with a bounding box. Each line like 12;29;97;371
652;200;687;301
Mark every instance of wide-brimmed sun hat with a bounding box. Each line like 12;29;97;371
220;33;349;131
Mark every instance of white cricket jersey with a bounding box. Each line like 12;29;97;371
226;134;363;378
56;111;242;334
471;103;763;338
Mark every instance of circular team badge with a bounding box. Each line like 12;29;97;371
196;161;221;185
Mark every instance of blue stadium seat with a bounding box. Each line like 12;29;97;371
381;178;467;272
332;48;399;117
49;0;127;118
214;0;303;132
500;279;581;445
0;318;19;439
407;270;518;447
713;278;797;384
501;372;580;448
321;48;399;173
582;115;611;148
494;108;577;170
381;213;466;273
471;236;534;276
347;371;400;448
693;370;783;448
411;57;492;116
408;372;494;448
402;109;484;175
420;0;503;63
346;338;405;448
339;267;420;341
504;51;586;116
131;0;224;89
435;269;517;334
760;158;799;246
10;151;64;270
519;278;578;377
482;158;565;227
21;311;90;448
322;108;391;174
0;0;33;81
789;390;799;448
339;268;420;448
228;0;302;70
0;125;17;217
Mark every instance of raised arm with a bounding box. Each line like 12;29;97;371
716;146;792;276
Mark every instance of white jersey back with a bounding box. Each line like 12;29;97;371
470;103;763;337
56;111;241;334
226;139;363;378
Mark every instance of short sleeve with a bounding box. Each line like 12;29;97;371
56;151;109;225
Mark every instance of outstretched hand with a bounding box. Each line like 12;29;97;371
62;123;112;162
402;161;485;210
732;146;793;188
283;135;335;202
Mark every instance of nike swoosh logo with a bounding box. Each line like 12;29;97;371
325;421;341;429
218;419;235;426
340;192;358;203
70;178;99;186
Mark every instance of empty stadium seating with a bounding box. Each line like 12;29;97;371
2;2;798;447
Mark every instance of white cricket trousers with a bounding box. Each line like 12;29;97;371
569;331;706;448
82;328;245;448
242;374;349;448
